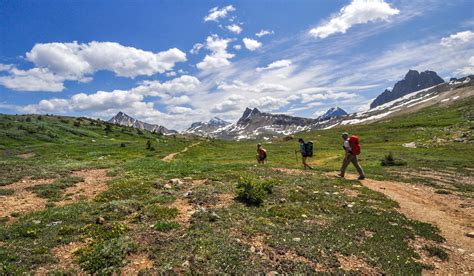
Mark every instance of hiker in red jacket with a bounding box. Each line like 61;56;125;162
338;132;365;180
256;143;267;164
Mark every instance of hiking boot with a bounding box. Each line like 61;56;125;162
337;174;344;178
358;176;366;180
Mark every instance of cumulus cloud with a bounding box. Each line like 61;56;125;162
233;44;242;50
249;96;289;111
210;94;244;113
456;56;474;75
204;5;235;22
255;30;274;37
190;43;204;54
226;24;242;34
0;41;187;92
243;38;262;51
256;59;292;72
309;0;400;39
196;35;235;71
168;106;194;115
440;30;474;47
134;75;200;96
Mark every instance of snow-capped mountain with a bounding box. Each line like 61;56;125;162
108;112;177;134
211;107;318;140
318;107;348;121
184;117;230;136
370;70;445;108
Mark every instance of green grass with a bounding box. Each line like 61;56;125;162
0;97;472;274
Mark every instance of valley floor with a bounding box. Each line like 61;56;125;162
0;97;473;274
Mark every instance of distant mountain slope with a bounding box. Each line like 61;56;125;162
184;117;230;136
109;112;177;134
319;107;348;120
370;70;445;108
210;108;317;140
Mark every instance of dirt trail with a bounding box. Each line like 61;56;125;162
0;178;54;222
325;172;474;274
162;142;201;162
57;169;111;206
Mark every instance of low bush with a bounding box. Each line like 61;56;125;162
381;152;407;166
423;245;448;261
235;177;275;206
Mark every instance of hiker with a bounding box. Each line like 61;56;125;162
338;132;365;180
256;143;267;164
298;138;313;170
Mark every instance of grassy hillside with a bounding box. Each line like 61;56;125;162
0;97;472;274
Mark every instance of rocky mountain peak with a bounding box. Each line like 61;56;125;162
370;70;445;108
319;107;348;120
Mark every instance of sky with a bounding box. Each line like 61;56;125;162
0;0;473;130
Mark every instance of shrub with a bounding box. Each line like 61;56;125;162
120;142;126;148
25;117;31;122
0;189;14;196
137;129;144;135
146;139;152;150
235;177;275;206
423;246;448;261
73;121;81;127
381;152;407;166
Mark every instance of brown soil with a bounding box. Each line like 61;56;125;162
35;241;85;274
170;198;196;225
17;152;36;159
162;142;201;162
57;169;111;206
325;172;474;274
120;252;154;275
0;178;54;223
336;253;382;274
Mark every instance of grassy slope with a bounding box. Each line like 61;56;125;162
0;97;472;274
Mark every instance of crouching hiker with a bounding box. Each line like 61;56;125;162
338;132;365;180
298;138;313;170
256;143;267;164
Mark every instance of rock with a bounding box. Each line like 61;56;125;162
301;214;308;218
402;142;417;148
182;260;190;267
91;139;96;143
250;246;256;253
209;211;221;222
183;177;193;181
164;183;172;189
453;138;466;143
313;190;319;194
98;156;105;160
32;220;41;224
169;178;184;186
183;191;193;198
465;232;474;238
292;237;301;242
279;198;287;203
96;217;105;225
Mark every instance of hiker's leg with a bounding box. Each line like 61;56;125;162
351;155;365;178
340;156;351;176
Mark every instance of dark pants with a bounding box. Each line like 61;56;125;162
340;154;365;177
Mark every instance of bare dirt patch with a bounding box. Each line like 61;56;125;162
57;169;111;206
121;252;154;274
35;241;85;274
336;253;381;274
170;198;196;225
162;142;201;162
17;152;36;159
271;168;315;175
325;172;474;274
0;178;54;222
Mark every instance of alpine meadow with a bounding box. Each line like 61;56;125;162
0;0;473;274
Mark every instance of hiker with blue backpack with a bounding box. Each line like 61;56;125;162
297;138;313;170
338;132;365;180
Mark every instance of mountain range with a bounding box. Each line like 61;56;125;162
108;70;473;140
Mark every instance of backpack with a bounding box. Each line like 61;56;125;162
349;135;361;155
304;142;314;157
258;148;267;159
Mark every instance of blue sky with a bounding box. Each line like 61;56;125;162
1;0;473;130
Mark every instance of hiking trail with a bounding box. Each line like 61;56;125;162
325;172;474;274
162;142;201;162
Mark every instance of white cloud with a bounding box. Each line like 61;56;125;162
255;30;274;37
0;64;13;71
217;80;289;93
309;0;400;39
196;35;235;71
26;41;186;78
190;43;204;54
256;59;292;72
211;94;244;113
440;30;474;48
168;106;194;114
0;67;67;92
162;95;191;105
249;96;289;111
0;41;187;92
166;71;177;77
233;44;242;50
204;5;235;22
243;38;262;51
456;56;474;75
226;24;242;34
134;75;200;96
